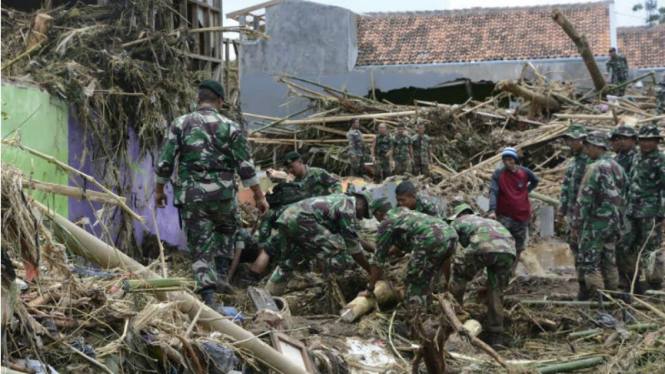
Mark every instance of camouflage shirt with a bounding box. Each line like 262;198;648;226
627;150;665;219
156;107;258;206
452;215;515;257
392;134;412;161
571;154;627;235
606;55;629;83
657;77;665;115
412;135;432;163
415;194;445;219
276;194;362;254
373;207;458;267
294;166;342;197
559;151;590;216
615;147;639;177
347;129;366;156
375;134;393;158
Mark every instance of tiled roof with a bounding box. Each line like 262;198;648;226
356;1;611;66
618;25;665;69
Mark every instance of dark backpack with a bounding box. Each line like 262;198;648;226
265;182;308;208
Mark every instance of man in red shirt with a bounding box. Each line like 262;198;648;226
488;147;539;273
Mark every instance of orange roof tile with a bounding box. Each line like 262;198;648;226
618;25;665;69
356;1;611;66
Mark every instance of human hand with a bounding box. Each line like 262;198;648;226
154;192;167;208
256;197;269;217
488;211;497;220
357;290;374;298
571;229;579;241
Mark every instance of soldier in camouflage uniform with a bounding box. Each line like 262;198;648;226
448;204;515;339
612;126;639;176
619;125;665;292
609;128;621;154
347;118;366;177
392;123;414;175
571;131;627;299
395;181;445;219
155;80;268;308
249;152;342;281
656;75;665;115
412;123;433;177
557;124;590;300
359;198;457;308
606;47;629;96
265;192;374;295
372;123;393;183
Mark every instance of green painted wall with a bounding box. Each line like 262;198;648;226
1;83;69;217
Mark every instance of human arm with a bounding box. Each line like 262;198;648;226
360;238;376;253
571;167;595;232
524;167;540;192
488;168;502;218
409;144;414;163
372;136;377;160
154;121;180;208
228;125;269;216
558;165;572;217
320;169;343;194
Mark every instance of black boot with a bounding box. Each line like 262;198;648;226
575;280;590;301
215;257;235;294
201;289;217;309
648;282;662;291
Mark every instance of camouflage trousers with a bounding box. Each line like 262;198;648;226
497;215;528;253
374;156;391;183
393;158;411;176
449;252;514;333
566;227;585;283
611;77;627;96
266;221;356;294
618;217;664;288
413;158;429;177
349;153;365;176
404;238;457;308
181;199;239;291
578;229;619;296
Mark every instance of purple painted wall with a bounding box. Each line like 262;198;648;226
67;108;187;252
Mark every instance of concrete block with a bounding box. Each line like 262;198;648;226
539;206;555;238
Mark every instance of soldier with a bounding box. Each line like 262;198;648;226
606;47;629;96
248;152;341;281
154;79;269;308
412;123;433;177
372;123;393;183
656;75;665;115
571;131;626;299
347;118;366;177
612;125;639;176
447;204;515;345
265;192;374;295
395;181;445;219
619;125;665;292
392;123;414;175
359;197;457;308
488;147;539;272
609;128;622;154
556;124;591;300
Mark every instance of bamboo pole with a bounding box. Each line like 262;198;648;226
30;201;309;374
250;106;312;134
551;9;606;91
21;179;126;205
281;74;374;103
1;43;42;72
537;356;605;374
497;80;561;111
339;281;399;322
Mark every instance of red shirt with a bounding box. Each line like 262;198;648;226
495;168;532;221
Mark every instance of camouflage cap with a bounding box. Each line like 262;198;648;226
370;196;392;215
608;128;619;139
584;131;610;149
638;125;663;139
449;203;475;220
199;79;225;98
615;125;637;138
564;124;588;139
283;151;302;166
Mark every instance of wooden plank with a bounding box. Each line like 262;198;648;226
225;38;231;90
203;7;211;58
186;53;222;63
226;0;284;20
249;287;280;312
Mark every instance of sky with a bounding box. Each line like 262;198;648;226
220;0;651;59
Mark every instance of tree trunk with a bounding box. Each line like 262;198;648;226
497;80;561;111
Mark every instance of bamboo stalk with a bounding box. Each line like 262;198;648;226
21;179;126;205
250;107;312;134
568;329;601;339
1;43;42;72
537;356;605;374
281;74;373;103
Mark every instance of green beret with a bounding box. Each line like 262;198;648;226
284;151;302;166
199;79;225;98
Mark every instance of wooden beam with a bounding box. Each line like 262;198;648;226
186;53;222;63
226;0;284;20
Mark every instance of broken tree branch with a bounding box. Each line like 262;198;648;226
497;80;561;111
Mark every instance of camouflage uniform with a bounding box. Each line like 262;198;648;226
373;207;458;306
619;126;665;289
415;194;446;219
572;132;627;296
558;125;589;289
156;107;258;290
656;76;665;115
606;54;629;96
266;194;364;293
448;206;515;333
412;134;432;177
295;166;342;197
347;128;366;176
374;133;393;182
392;134;412;175
612;126;639;177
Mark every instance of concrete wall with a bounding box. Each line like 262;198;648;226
1;82;70;217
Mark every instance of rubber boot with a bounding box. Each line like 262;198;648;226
201;289;218;309
575;280;590;301
215;257;235;294
484;332;509;351
648;282;662;292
